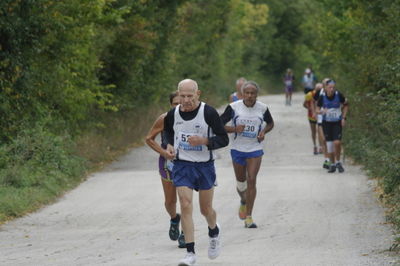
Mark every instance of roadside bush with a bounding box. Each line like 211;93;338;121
345;93;400;224
0;121;85;219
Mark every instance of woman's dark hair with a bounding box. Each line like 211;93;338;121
169;91;179;104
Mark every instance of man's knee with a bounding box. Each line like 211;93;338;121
179;195;192;210
200;204;213;217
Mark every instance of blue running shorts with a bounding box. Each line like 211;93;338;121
230;149;264;166
172;160;216;191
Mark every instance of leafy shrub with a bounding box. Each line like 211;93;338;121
0;121;85;220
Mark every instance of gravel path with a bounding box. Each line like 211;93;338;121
0;93;397;266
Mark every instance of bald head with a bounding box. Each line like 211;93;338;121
178;79;198;92
177;79;201;112
236;77;246;93
236;77;246;85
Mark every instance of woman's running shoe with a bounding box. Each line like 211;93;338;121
169;214;181;241
178;231;186;248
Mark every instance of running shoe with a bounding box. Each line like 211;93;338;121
323;160;330;169
208;223;221;260
169;214;180;241
336;162;345;173
328;164;336;173
313;147;318;155
244;216;258;228
178;252;196;266
178;231;186;248
238;203;247;220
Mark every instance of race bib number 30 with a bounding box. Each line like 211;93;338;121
178;132;203;151
238;118;258;138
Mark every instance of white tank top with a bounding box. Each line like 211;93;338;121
230;100;267;152
303;74;314;88
173;102;214;162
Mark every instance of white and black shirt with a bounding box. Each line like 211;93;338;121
164;102;228;162
220;100;273;152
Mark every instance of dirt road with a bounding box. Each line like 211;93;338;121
0;93;397;265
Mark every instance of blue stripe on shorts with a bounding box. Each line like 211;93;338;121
172;160;216;191
230;149;264;166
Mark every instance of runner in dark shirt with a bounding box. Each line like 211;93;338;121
316;80;349;173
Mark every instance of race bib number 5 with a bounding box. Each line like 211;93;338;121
178;132;203;151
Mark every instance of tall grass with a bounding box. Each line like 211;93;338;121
0;104;167;224
0;123;85;223
76;107;165;167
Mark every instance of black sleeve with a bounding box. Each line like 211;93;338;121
220;105;234;124
263;108;274;124
163;108;175;145
317;95;323;107
204;105;229;150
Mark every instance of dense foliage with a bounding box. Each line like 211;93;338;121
0;0;399;226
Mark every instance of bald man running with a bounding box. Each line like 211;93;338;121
229;77;246;102
164;79;229;266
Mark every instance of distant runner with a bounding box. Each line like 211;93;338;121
316;80;349;173
229;77;246;103
220;81;274;228
303;83;321;155
302;68;316;94
314;78;331;168
283;68;295;106
145;91;185;248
